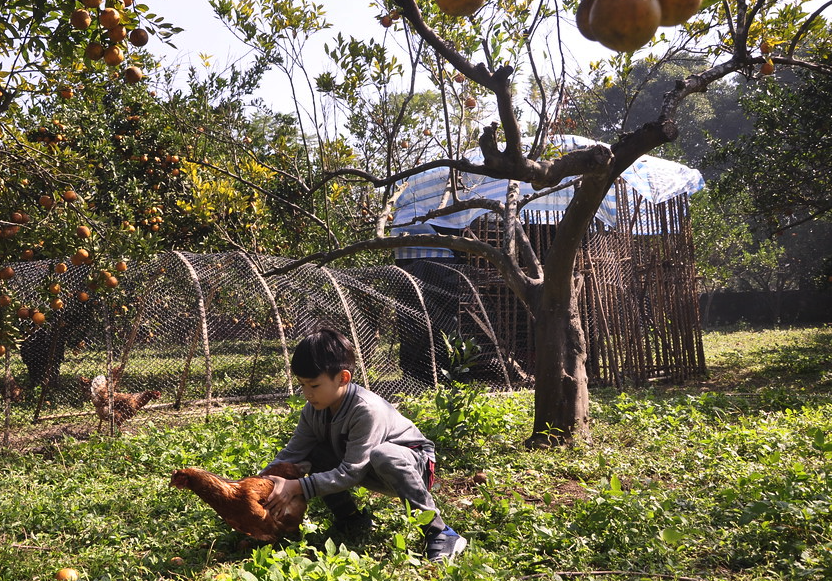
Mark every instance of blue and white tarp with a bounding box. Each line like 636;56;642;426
391;135;705;260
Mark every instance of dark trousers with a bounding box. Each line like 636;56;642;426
306;443;445;534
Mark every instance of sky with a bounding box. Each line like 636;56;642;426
143;1;609;116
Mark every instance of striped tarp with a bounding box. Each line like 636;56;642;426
392;135;704;259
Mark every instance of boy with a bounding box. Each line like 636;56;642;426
260;328;467;562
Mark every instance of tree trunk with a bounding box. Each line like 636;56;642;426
525;274;591;447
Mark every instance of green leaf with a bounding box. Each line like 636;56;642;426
660;527;685;544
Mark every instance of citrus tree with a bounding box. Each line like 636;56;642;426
0;3;318;371
204;0;832;446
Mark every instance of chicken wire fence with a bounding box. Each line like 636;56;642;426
1;252;513;450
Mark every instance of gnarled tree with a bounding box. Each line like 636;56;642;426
205;0;832;447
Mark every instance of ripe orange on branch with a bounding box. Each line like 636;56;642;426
108;25;127;43
576;0;597;41
124;66;143;84
657;0;701;26
103;45;124;67
99;8;121;30
70;9;91;30
588;0;661;52
435;0;486;17
85;42;105;61
129;28;149;47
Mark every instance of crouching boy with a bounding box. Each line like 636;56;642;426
260;327;466;562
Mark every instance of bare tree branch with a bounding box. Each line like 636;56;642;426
262;232;538;305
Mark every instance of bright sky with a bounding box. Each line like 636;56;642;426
145;1;609;116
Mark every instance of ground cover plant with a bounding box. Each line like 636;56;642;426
1;325;831;580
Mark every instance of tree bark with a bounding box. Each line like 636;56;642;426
526;274;591;447
524;155;614;447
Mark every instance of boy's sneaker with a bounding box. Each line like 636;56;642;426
425;526;467;562
331;508;375;536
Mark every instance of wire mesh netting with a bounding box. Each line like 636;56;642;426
1;253;513;450
2;183;704;450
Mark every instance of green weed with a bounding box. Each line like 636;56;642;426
1;325;831;580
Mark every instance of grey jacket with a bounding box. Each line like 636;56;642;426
264;382;435;500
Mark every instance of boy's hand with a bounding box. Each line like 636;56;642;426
263;476;302;514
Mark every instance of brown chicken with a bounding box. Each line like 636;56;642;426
2;376;23;402
169;462;309;542
88;374;161;429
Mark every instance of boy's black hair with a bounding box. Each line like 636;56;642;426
291;327;356;379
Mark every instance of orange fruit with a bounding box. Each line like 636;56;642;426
115;261;128;272
0;267;14;280
108;25;127;43
48;282;61;295
435;0;485;17
55;262;68;274
77;291;90;302
55;568;79;581
62;190;78;202
124;66;143;84
103;45;124;67
129;28;149;47
10;212;25;224
576;0;597;41
99;8;121;29
589;0;660;52
20;249;34;261
76;225;91;238
74;247;90;259
657;0;701;26
32;311;46;325
0;345;5;356
85;42;105;61
59;87;74;99
56;567;80;580
82;0;100;7
464;96;477;109
760;40;772;54
761;61;774;75
50;297;64;310
1;225;19;238
0;295;11;308
17;306;30;319
39;195;54;209
105;276;119;288
70;9;91;30
380;14;393;27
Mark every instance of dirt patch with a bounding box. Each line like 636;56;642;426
439;474;588;510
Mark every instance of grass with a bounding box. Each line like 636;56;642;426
1;325;831;580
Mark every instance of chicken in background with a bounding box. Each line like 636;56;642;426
84;368;161;430
2;376;23;402
169;462;310;542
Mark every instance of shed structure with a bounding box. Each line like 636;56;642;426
391;135;707;388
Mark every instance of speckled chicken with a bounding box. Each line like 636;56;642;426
169;462;309;542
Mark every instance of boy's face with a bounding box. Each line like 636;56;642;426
297;370;351;412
